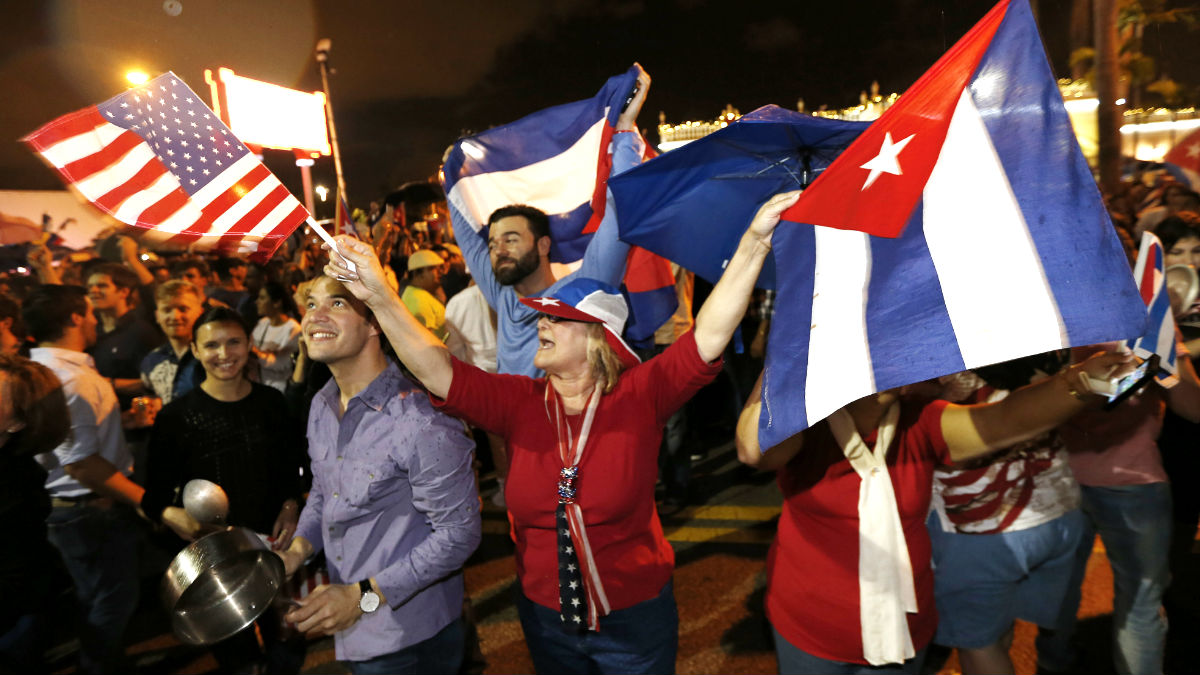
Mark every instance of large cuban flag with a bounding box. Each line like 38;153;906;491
442;67;638;263
758;0;1148;449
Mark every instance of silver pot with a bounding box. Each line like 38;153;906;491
161;526;286;645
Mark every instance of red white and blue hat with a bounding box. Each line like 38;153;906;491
519;278;641;369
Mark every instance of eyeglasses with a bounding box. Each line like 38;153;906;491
538;312;579;324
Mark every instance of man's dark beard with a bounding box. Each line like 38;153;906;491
493;247;540;285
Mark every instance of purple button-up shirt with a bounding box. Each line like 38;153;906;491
295;363;480;661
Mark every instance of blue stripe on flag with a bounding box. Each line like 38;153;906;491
760;224;817;444
969;0;1146;345
866;203;965;391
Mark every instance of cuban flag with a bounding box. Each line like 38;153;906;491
1128;232;1179;386
758;0;1148;448
442;66;678;346
1165;126;1200;190
442;66;638;263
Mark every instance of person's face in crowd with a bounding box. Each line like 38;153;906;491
192;321;249;383
178;265;209;290
413;265;442;293
0;318;19;356
1165;186;1191;212
256;288;278;318
153;266;171;284
489;216;543;285
1166;236;1200;268
156;292;205;342
301;277;378;365
245;266;265;293
230;264;247;286
86;273;129;314
533;313;590;374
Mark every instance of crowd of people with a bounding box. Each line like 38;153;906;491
1;65;1199;675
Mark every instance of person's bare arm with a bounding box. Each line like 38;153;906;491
735;372;804;471
63;454;146;508
693;192;799;363
940;350;1136;462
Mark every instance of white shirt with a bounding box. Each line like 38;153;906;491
30;347;131;497
444;285;497;373
252;317;302;392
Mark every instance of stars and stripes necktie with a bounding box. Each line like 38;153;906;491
545;383;611;631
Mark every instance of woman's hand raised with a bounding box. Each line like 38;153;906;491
323;235;393;308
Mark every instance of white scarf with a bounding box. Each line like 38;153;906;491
826;402;917;666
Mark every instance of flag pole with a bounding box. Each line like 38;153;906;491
315;39;347;235
307;217;356;273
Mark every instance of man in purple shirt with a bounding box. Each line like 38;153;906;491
278;276;480;675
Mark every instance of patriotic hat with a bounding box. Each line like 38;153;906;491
520;278;641;369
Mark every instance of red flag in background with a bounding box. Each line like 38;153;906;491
335;192;354;237
23;71;309;262
1165;126;1200;190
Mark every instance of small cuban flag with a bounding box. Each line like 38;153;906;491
757;0;1148;448
1128;232;1180;387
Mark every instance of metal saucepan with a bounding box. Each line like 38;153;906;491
161;526;286;645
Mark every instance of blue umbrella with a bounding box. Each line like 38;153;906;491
611;105;867;289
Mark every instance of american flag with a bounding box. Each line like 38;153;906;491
23;72;308;262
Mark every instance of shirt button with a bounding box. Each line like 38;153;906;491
368;473;374;479
337;456;343;461
328;526;335;533
332;492;338;499
336;556;342;561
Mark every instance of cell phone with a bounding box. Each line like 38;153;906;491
1103;354;1161;410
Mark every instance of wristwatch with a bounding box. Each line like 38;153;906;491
358;579;380;613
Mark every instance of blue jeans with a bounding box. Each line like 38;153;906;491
772;627;926;675
347;616;464;675
45;503;140;675
1036;483;1172;675
516;580;678;675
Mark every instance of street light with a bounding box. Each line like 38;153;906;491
315;185;329;202
126;70;150;86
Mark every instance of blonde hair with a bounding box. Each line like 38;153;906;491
586;323;627;393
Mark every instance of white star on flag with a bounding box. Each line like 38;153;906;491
859;131;916;190
569;580;578;589
573;615;582;624
1188;143;1200;160
567;563;576;572
571;597;581;607
535;297;560;306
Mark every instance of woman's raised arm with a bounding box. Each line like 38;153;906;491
693;191;800;363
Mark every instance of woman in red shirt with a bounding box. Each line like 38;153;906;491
322;192;802;674
736;353;1135;675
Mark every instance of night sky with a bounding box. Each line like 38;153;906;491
2;0;1196;218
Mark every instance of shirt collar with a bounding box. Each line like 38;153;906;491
318;361;420;414
30;346;96;369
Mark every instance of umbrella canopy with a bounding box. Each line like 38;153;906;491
611;106;867;289
0;212;42;245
